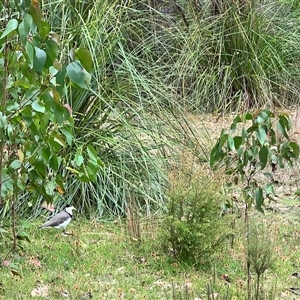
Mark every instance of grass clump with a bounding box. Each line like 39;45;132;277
160;166;230;268
246;220;276;299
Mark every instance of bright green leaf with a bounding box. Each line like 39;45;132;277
0;113;8;129
0;19;18;39
256;127;266;146
32;100;45;113
9;160;22;170
75;152;84;167
227;136;235;151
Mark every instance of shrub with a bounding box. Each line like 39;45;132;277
160;168;229;268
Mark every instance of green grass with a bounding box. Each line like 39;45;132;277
1;209;300;299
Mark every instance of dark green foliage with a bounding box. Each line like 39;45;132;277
0;0;97;249
161;171;229;268
210;110;300;212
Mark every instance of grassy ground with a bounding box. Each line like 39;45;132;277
1;206;300;300
1;112;300;299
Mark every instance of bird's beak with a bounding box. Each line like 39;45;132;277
71;206;76;211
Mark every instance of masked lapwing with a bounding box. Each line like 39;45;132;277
39;205;76;233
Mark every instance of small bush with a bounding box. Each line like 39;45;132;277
160;168;230;268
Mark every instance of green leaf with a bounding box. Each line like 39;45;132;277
266;183;276;196
243;113;253;121
32;100;45;113
233;136;243;150
256;110;271;124
78;173;91;182
75;152;84;167
25;42;34;65
39;21;50;39
87;144;98;163
18;14;32;46
33;47;46;75
60;127;73;146
0;19;18;39
53;134;66;147
255;187;264;213
46;40;58;61
45;180;57;196
28;2;42;29
31;160;47;176
227;136;235;151
55;66;67;97
210;145;224;167
9;160;22;170
259;146;268;170
289;142;300;159
86;161;98;181
6;100;19;113
51;102;65;124
41;147;50;163
49;156;59;171
66;61;91;89
0;113;8;129
256;127;266;146
277;115;291;140
75;47;93;72
242;127;247;141
49;136;62;152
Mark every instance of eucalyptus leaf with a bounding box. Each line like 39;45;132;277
66;61;91;89
33;47;46;75
18;14;32;46
0;19;18;39
75;47;93;72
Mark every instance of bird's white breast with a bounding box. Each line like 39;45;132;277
54;217;72;229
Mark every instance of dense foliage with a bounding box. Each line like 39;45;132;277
160;169;230;268
2;0;300;219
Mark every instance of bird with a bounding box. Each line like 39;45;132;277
39;205;76;233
